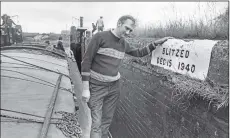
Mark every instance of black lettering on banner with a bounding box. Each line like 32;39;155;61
178;62;196;73
166;48;168;55
181;62;185;70
163;59;166;65
162;48;165;54
168;60;172;67
169;48;171;56
191;65;195;73
180;50;184;58
156;56;173;68
172;49;175;56
176;49;180;57
185;64;190;71
185;50;189;58
160;58;163;64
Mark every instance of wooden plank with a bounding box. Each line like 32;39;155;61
38;74;62;138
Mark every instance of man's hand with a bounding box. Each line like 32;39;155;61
82;81;90;103
82;89;90;102
65;49;73;57
153;37;174;46
65;48;74;60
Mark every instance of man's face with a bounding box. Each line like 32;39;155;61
118;19;135;38
86;33;90;37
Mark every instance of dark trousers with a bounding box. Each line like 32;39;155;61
97;26;103;32
70;43;82;73
92;28;96;34
88;79;120;138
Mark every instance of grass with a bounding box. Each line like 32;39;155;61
125;5;229;109
124;38;229;110
133;7;228;40
123;55;229;110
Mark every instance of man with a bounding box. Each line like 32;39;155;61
56;36;65;52
6;16;16;28
1;14;17;44
15;25;23;44
1;14;16;27
84;30;92;53
45;40;54;51
92;23;97;35
81;15;173;138
1;14;8;26
96;16;104;32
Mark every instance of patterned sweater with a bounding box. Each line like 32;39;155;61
81;30;156;83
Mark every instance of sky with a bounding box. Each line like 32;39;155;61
1;2;228;34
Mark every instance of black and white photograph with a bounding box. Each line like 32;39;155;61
1;1;229;138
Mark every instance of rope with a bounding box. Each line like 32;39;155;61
2;68;57;86
1;108;50;119
1;45;66;58
1;114;59;124
1;75;72;93
1;53;70;79
1;61;37;68
1;75;56;88
2;66;40;70
9;55;66;67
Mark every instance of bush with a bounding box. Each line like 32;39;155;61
134;7;228;40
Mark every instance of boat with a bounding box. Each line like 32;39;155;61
1;44;82;138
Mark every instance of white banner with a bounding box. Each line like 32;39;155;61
151;39;218;80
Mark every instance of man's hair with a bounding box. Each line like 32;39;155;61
117;15;136;26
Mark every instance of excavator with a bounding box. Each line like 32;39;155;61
1;14;23;46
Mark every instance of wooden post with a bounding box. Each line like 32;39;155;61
38;74;62;138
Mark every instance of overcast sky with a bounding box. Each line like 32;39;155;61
1;2;228;34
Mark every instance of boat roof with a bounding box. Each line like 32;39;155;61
1;46;76;138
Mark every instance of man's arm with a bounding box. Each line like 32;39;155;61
60;42;65;51
1;20;6;26
81;33;101;102
124;40;156;57
81;33;101;82
102;20;104;27
95;20;98;27
125;37;173;57
10;19;16;25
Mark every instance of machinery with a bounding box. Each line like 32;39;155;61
1;14;23;46
70;16;87;73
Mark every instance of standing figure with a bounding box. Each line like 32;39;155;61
81;15;173;138
96;16;104;32
56;36;65;51
92;23;97;35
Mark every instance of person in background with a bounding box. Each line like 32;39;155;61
84;30;92;53
1;14;8;26
1;14;17;44
1;14;16;28
81;15;173;138
92;23;97;35
45;40;54;51
6;16;16;28
96;16;104;32
56;36;65;52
